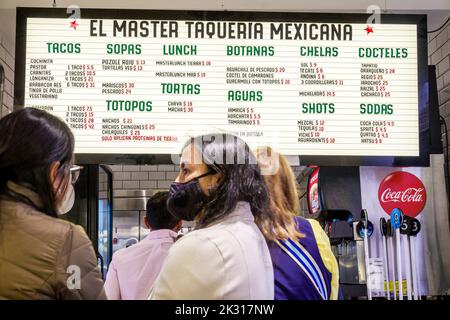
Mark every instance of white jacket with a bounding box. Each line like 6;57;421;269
149;201;274;300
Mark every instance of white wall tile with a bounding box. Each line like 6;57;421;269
166;171;179;181
123;180;139;189
108;165;123;172
140;180;157;189
123;165;141;171
148;172;166;180
157;164;175;171
131;171;149;180
157;180;172;189
141;165;158;171
113;181;123;190
114;172;131;180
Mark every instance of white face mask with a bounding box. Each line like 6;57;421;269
56;183;75;215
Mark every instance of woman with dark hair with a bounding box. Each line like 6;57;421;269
0;108;106;300
149;133;274;299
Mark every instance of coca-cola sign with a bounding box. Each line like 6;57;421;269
378;171;426;217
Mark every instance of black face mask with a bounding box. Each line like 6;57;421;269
167;171;214;221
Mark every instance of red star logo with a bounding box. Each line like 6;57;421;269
364;25;374;35
70;20;79;30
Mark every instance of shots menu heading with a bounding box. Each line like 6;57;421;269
24;18;419;156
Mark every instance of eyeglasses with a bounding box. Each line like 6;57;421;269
70;165;83;185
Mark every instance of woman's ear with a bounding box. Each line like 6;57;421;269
213;171;224;185
49;161;61;193
143;216;151;230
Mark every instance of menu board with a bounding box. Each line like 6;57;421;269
22;14;420;156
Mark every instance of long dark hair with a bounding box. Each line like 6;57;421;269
0;108;74;217
183;133;270;228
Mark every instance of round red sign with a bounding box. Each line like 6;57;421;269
378;171;426;218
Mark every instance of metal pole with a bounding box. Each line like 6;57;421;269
410;236;418;300
380;218;390;300
363;228;372;300
382;235;390;300
361;210;372;300
403;235;412;300
388;236;397;299
395;229;403;300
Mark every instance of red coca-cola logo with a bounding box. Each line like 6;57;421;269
378;171;426;217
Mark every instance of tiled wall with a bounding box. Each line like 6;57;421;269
107;164;181;192
428;21;450;174
107;163;308;213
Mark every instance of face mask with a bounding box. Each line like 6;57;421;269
167;171;214;221
56;183;75;215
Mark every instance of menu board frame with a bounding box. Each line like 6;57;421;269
14;7;429;166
